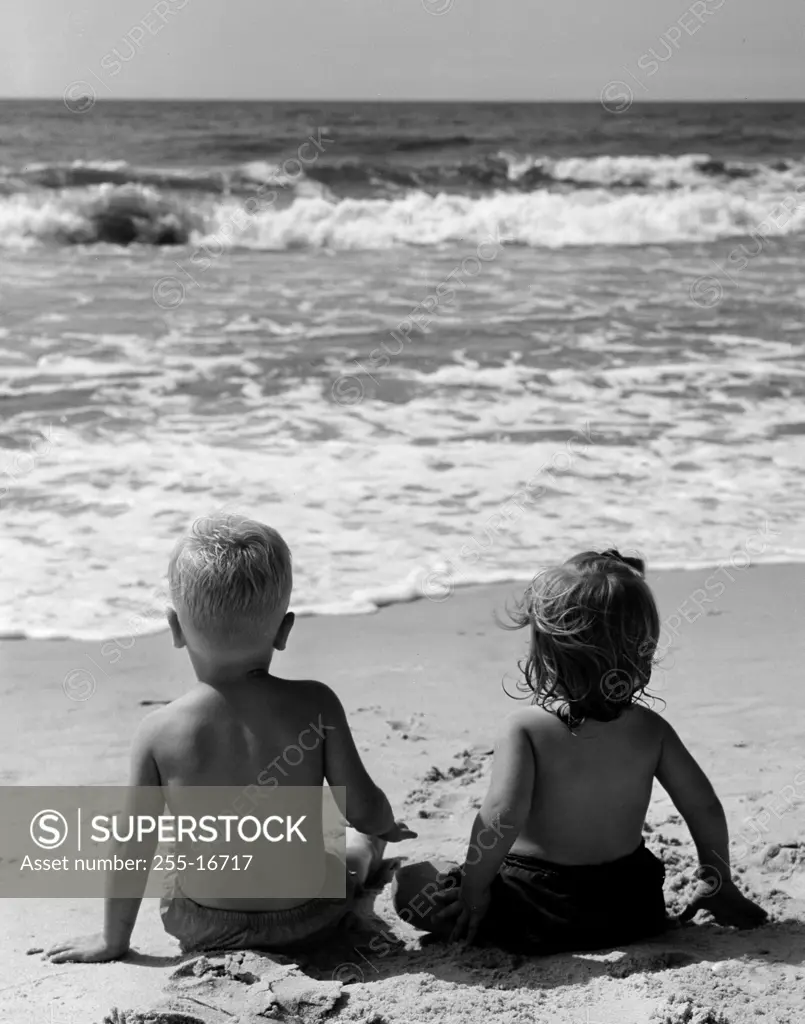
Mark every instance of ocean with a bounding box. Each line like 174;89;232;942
1;100;803;640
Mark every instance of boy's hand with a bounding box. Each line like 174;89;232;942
46;934;128;963
378;820;418;843
679;879;767;929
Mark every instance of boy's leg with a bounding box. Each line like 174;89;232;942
345;828;386;891
392;859;459;934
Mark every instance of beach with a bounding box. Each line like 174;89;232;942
1;95;803;1024
2;564;803;1024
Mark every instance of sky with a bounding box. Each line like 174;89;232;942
1;0;803;101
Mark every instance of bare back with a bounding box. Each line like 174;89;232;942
144;676;335;910
151;677;329;790
510;706;664;865
134;673;389;911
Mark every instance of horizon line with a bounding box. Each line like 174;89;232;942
1;96;804;104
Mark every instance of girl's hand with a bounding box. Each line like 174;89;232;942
679;878;767;929
447;886;492;945
431;883;463;932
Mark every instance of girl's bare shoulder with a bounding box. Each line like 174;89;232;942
626;704;667;734
503;705;564;737
505;704;667;739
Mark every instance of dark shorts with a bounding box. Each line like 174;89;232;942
454;841;667;953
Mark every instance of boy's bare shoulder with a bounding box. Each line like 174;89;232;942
277;677;336;698
133;680;343;746
131;697;191;742
131;688;217;749
142;687;212;721
270;677;340;711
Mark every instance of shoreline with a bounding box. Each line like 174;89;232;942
1;552;798;646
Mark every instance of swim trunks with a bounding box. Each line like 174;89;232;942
449;840;668;953
160;882;351;953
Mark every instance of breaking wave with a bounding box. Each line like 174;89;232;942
0;152;802;249
1;181;803;250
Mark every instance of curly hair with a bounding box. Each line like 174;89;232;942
507;549;660;728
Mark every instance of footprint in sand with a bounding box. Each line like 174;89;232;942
386;712;427;741
404;747;493;819
761;841;805;895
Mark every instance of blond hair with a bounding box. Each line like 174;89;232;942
168;513;292;638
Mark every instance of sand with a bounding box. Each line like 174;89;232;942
1;564;804;1024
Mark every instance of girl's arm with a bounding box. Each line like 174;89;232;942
451;713;535;941
655;718;731;877
656;719;766;928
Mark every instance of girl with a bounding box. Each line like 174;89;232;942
393;550;766;951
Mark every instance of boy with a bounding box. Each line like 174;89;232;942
48;513;414;962
393;550;766;950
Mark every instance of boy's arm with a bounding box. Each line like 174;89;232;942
655;718;766;928
47;714;165;963
320;685;399;837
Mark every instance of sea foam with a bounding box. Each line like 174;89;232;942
1;183;803;250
